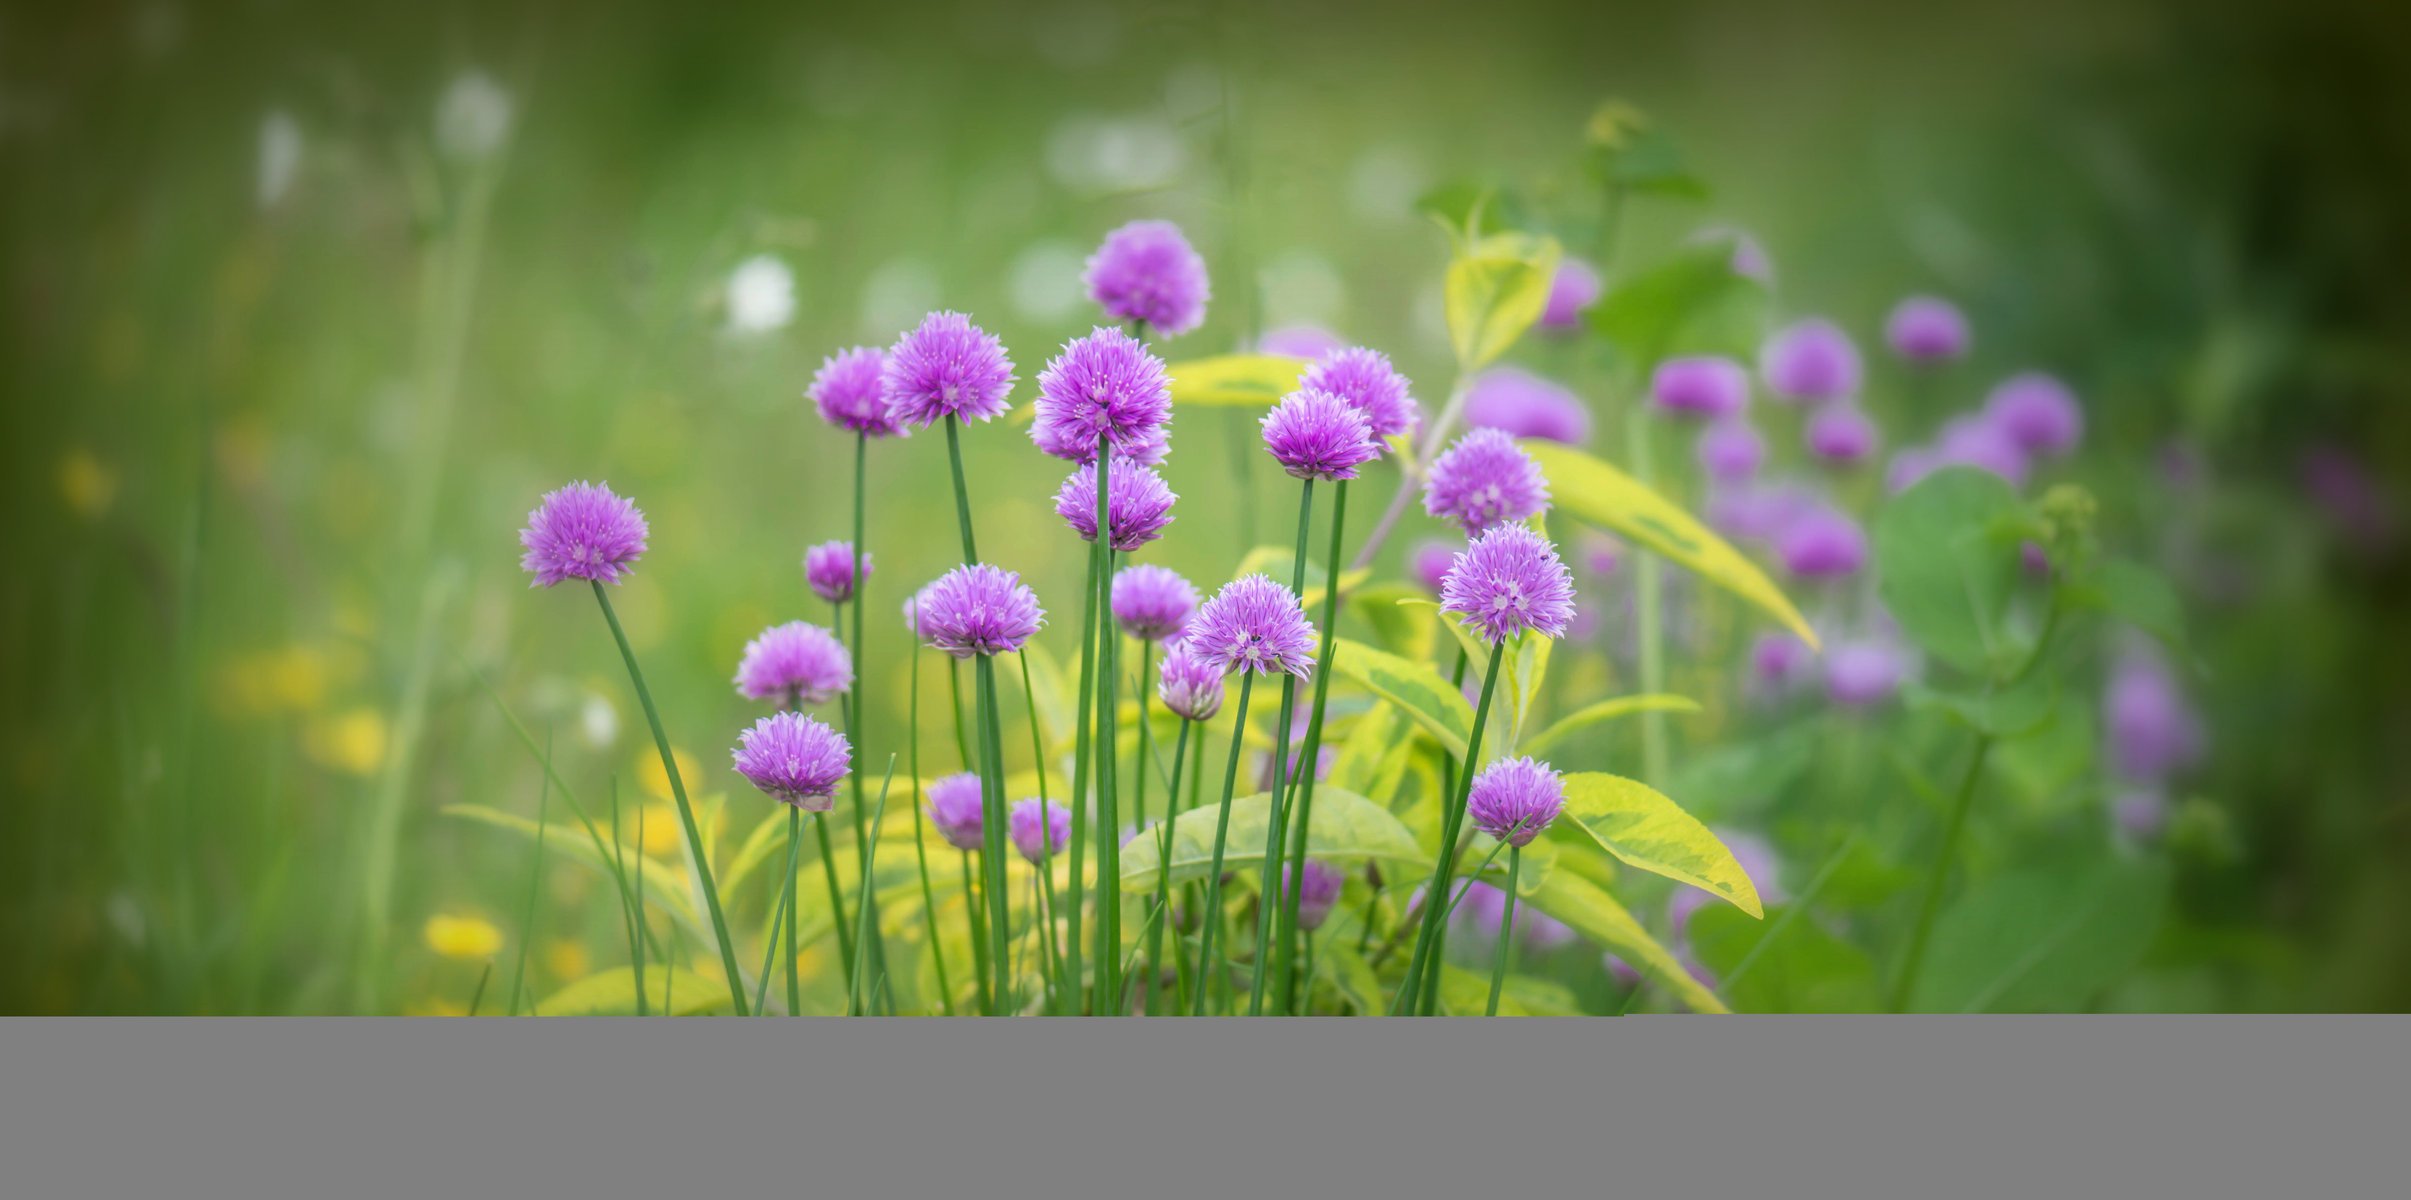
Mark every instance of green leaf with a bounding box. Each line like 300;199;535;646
1688;905;1884;1013
534;966;733;1016
1117;787;1424;890
1522;871;1728;1013
2069;557;2187;649
1911;852;2172;1013
445;804;703;934
1874;468;2030;676
1523;440;1819;649
1444;232;1561;369
1327;637;1475;757
1554;773;1763;918
1520;694;1701;759
1435;962;1581;1016
1163;354;1310;406
1905;673;2059;738
1584;242;1766;365
1312;938;1386;1016
1348;581;1437;661
1414;181;1530;239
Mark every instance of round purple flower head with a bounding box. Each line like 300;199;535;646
1188;574;1317;678
1411;538;1460;594
1466;756;1564;847
1540;258;1603;330
1935;415;2032;487
1695;418;1766;484
901;584;935;637
1261;388;1377;481
1156;636;1227;722
2114;789;2170;842
917;564;1044;658
1257;325;1345;360
1301;347;1418;445
1055;458;1177;551
1651;356;1750;420
1760;319;1862;404
1751;631;1814;690
1581;530;1624;576
805;540;868;605
1010;797;1072;865
1774;507;1868;578
881;311;1016;430
1111;563;1197;642
1825;640;1908;708
925;772;985;852
1285;860;1350;932
2106;649;2202;782
1464;366;1590;445
733;621;852;707
1423;427;1550;536
1983;372;2083;458
1084;219;1210;337
809;346;903;437
1806;404;1879;464
519;481;648;588
1707;479;1818;544
732;711;851;812
1441;525;1577;645
1886;296;1970;364
1032;327;1172;465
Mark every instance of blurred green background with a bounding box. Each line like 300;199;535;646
4;0;2407;1013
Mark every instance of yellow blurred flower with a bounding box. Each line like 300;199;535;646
215;644;342;718
545;939;591;982
638;803;682;857
58;449;117;521
423;913;503;960
305;707;389;775
636;746;701;803
406;997;470;1017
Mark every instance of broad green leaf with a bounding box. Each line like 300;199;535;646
1688;905;1884;1013
1556;773;1763;918
1445;232;1561;369
1311;938;1386;1016
1348;581;1436;660
535;967;733;1016
1524;441;1817;649
1906;673;2059;739
719;808;790;899
1328;637;1475;757
1393;596;1541;760
445;804;702;934
1164;354;1309;407
1522;871;1729;1013
1435;962;1581;1016
1328;701;1403;794
1117;787;1424;890
1874;468;2031;676
2067;557;2186;650
1415;180;1530;239
1584;242;1766;365
1520;693;1701;759
1911;852;2171;1013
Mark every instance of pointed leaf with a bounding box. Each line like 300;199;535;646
1555;773;1763;918
1520;694;1702;759
1445;232;1562;369
1328;637;1474;757
1117;787;1423;890
1873;468;2030;676
1165;354;1310;407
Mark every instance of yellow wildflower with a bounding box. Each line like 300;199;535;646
423;913;503;960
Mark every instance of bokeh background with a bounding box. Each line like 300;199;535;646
4;0;2407;1013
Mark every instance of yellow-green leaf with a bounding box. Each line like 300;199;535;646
1445;232;1562;369
1523;871;1729;1013
1165;354;1311;406
534;966;733;1016
1118;787;1423;890
1329;637;1474;757
1524;440;1818;649
1556;772;1763;918
445;804;702;934
1520;694;1702;759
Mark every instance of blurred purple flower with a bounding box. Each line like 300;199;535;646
2106;648;2203;782
805;540;868;605
2113;788;2170;842
916;564;1045;658
1031;326;1173;465
1055;458;1177;551
1668;829;1784;939
1111;564;1198;642
1805;404;1879;465
1581;530;1624;577
1651;355;1750;420
1540;258;1603;330
1751;631;1814;691
1884;296;1970;364
2302;445;2397;551
1695;418;1766;484
733;621;852;707
1760;318;1861;404
1412;538;1460;593
1261;388;1377;481
1085;219;1210;337
1774;507;1867;578
1287;860;1350;932
1010;797;1072;865
1464;366;1590;444
1301;347;1418;444
1825;640;1908;708
1423;427;1549;536
1441;524;1577;644
518;481;648;588
927;772;986;851
1188;574;1317;678
1445;880;1576;952
1982;372;2082;458
1257;325;1347;360
1934;414;2031;487
732;711;851;812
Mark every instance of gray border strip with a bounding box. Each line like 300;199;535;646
3;1017;2405;1197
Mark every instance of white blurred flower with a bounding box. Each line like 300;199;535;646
1007;240;1085;322
725;255;797;335
859;257;940;340
1045;113;1186;193
257;110;301;209
579;692;619;750
436;70;514;160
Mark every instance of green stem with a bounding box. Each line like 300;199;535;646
1133;641;1155;842
1191;672;1256;1015
1093;441;1122;1014
784;808;801;1015
907;638;954;1015
1625;407;1669;788
813;799;854;993
974;654;1013;1010
1247;478;1315;1014
1396;640;1506;1014
505;726;553;1016
1486;845;1521;1017
846;432;891;1013
942;414;979;563
753;810;807;1016
1277;477;1349;1012
960;851;990;1015
849;761;895;1016
1891;735;1993;1012
591;582;747;1015
1019;650;1061;1013
1065;545;1099;1013
1143;719;1191;1015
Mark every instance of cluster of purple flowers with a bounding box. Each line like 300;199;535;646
1888;372;2083;494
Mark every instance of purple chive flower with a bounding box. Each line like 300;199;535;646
1423;427;1550;536
1983;372;2083;457
1009;797;1072;865
881;311;1016;430
1032;327;1173;465
1825;640;1908;708
1669;830;1784;938
1651;356;1750;420
1581;531;1623;576
1751;631;1814;690
1760;319;1862;404
732;711;852;812
1085;219;1210;337
1467;756;1564;846
1463;366;1590;445
1935;414;2032;486
901;584;934;636
1156;636;1227;722
1805;404;1879;464
1301;347;1418;445
1540;258;1603;330
1885;296;1971;364
1188;574;1317;678
1257;325;1346;360
1774;507;1867;578
518;481;648;588
809;346;903;437
733;621;852;707
1055;458;1177;551
1412;538;1460;593
1691;226;1774;284
916;564;1045;658
1111;563;1198;642
805;540;869;605
1286;860;1350;932
1695;418;1766;484
2113;789;2170;842
1261;388;1378;481
1447;880;1576;952
1441;524;1577;644
1706;479;1818;544
926;772;986;851
2106;649;2202;782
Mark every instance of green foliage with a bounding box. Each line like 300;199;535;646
1584;242;1766;365
1443;231;1562;369
1521;871;1728;1013
1874;468;2036;677
1327;637;1477;757
1689;906;1885;1013
535;967;734;1016
1552;773;1764;918
1909;851;2173;1013
1116;788;1423;890
1520;694;1701;759
1162;355;1310;406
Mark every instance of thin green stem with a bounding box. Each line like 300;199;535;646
753;811;807;1016
1192;672;1256;1015
849;760;895;1016
1486;846;1521;1017
1248;478;1315;1015
1891;736;1993;1012
943;414;979;563
974;654;1013;1010
1277;477;1349;1012
907;638;955;1015
960;851;990;1015
617;779;645;1017
845;432;891;1011
505;726;553;1016
813;798;855;994
1091;434;1123;1014
591;582;747;1015
1396;640;1506;1015
1134;641;1154;843
1143;719;1192;1015
784;809;801;1015
1625;408;1669;788
1065;544;1099;1014
1018;650;1062;1013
